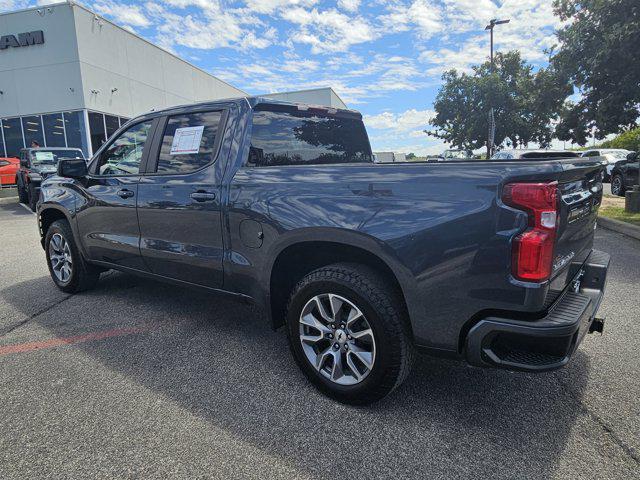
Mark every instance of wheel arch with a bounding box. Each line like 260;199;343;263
39;206;73;248
266;233;412;332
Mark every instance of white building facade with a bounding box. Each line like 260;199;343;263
0;1;346;159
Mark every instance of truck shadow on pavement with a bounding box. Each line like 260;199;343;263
1;271;591;479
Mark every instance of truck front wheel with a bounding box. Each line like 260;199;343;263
17;179;28;204
45;220;101;293
28;183;38;212
286;263;414;405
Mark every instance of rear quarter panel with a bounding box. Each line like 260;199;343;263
227;160;574;351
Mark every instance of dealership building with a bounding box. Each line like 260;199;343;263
0;1;346;159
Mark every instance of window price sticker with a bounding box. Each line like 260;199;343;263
170;126;204;155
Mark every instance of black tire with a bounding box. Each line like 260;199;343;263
17;180;28;204
286;263;414;405
45;219;101;293
28;183;38;212
611;174;625;197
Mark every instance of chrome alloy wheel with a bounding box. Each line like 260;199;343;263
49;233;73;283
299;293;376;386
611;176;622;196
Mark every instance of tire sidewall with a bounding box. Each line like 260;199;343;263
287;276;397;400
17;178;28;203
611;175;624;196
45;221;80;291
28;183;38;211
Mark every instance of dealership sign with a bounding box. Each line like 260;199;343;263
0;30;44;50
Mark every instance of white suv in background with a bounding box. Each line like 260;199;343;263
581;149;631;181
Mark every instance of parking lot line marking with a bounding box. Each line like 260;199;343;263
0;325;151;356
18;202;35;215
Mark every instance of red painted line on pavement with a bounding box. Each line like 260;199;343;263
0;325;151;356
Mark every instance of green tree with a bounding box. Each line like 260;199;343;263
600;127;640;151
427;51;570;155
552;0;640;144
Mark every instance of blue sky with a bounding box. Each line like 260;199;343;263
2;0;564;155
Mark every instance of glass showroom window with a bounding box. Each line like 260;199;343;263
42;113;66;148
89;111;106;153
105;114;120;140
22;116;45;148
0;121;5;157
64;111;89;157
2;118;23;158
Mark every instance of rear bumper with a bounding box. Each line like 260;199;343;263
465;250;610;372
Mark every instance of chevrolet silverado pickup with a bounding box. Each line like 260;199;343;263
37;97;610;404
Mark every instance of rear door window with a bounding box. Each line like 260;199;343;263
247;105;372;167
155;111;223;174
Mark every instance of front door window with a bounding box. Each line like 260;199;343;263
94;121;153;176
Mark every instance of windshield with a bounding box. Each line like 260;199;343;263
31;149;84;166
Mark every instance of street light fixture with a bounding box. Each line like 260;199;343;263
485;19;510;66
485;18;510;158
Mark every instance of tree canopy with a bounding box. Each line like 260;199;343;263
552;0;640;144
426;51;570;152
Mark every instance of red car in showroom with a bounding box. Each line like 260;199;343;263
0;157;20;187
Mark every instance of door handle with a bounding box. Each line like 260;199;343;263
190;191;216;202
117;188;135;199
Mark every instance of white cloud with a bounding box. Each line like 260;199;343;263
363;108;448;156
92;1;152;28
412;0;562;77
365;108;435;133
338;0;360;12
153;1;276;51
379;0;444;39
243;0;318;14
282;7;377;53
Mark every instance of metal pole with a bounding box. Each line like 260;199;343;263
490;27;494;66
487;24;494;160
485;19;509;160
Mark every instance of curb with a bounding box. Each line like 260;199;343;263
0;196;18;205
598;216;640;242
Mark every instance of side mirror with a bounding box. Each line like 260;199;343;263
627;152;638;161
57;158;88;179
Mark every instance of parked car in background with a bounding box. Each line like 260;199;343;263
16;148;85;211
440;149;472;160
373;152;398;163
0;157;20;187
610;151;639;196
425;149;474;162
581;149;631;181
492;149;581;160
37;97;609;404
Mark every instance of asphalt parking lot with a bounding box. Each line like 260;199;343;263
0;201;638;479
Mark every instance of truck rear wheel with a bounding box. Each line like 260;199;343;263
286;263;414;405
45;220;101;293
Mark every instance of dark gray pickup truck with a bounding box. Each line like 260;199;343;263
37;97;610;404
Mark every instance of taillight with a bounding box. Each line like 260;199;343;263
503;182;558;282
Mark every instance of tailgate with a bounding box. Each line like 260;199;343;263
550;158;605;290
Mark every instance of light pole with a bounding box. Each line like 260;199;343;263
485;18;510;159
